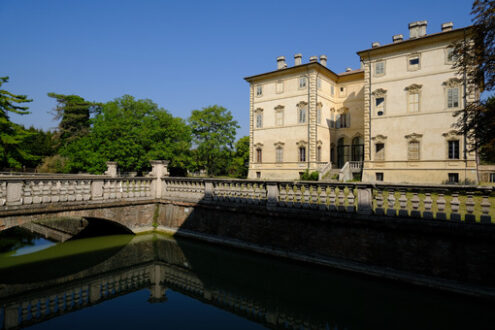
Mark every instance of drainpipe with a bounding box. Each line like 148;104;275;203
367;51;372;161
462;28;468;182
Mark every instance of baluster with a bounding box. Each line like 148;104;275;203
436;193;447;220
480;194;492;224
409;192;420;217
337;187;345;212
398;190;408;217
40;298;47;315
303;185;310;208
22;181;32;205
422;193;433;219
30;300;39;319
75;181;83;201
374;189;384;215
278;185;286;207
311;185;318;209
67;181;76;202
32;181;41;204
450;193;461;221
58;293;65;312
328;187;337;211
115;180;122;199
81;288;88;305
287;186;294;208
21;302;29;322
386;189;396;216
295;185;302;208
51;181;60;203
42;181;52;203
465;193;476;223
319;186;328;211
0;182;6;206
66;292;73;310
60;180;68;202
48;295;56;314
346;188;355;213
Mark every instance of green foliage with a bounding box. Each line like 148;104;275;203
48;92;101;146
62;95;191;174
20;127;58;169
37;154;69;173
301;170;319;181
0;77;35;169
189;105;239;176
227;136;250;178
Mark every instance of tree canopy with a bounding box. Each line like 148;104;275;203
0;77;35;169
62;95;191;174
188;105;239;176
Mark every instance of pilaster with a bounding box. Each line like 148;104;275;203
308;71;318;168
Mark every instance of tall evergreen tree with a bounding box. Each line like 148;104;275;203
0;77;34;169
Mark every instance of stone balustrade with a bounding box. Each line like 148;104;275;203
161;178;494;224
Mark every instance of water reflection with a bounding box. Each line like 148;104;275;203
0;232;493;330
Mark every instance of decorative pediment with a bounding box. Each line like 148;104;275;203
254;108;263;114
274;105;284;111
254;143;264;148
405;133;423;141
338;107;348;114
372;88;387;97
316;102;323;108
296;140;307;147
371;134;387;143
442;130;460;140
404;84;422;92
296;101;308;109
330;107;336;112
443;78;462;88
316;140;323;146
274;141;285;147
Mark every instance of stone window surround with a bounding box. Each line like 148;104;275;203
442;130;461;160
374;60;386;77
407;53;421;71
296;140;307;163
444;47;456;65
297;101;308;124
405;133;423;160
372;88;387;116
274;105;284;126
405;84;422;113
276;80;284;94
298;76;307;89
371;134;387;161
316;140;323;162
274;141;284;163
254;108;263;129
443;78;462;110
255;84;263;97
316;102;323;124
254;143;264;163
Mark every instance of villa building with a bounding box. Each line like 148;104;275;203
245;21;480;184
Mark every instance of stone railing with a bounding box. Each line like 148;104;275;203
161;178;494;224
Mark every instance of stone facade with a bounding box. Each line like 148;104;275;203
245;21;480;184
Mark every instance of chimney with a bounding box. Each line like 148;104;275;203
441;22;454;32
309;56;318;63
294;53;302;66
345;67;352;72
277;56;286;70
372;42;380;48
409;20;428;39
319;55;327;67
392;34;403;43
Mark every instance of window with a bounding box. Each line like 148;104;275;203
447;87;460;108
330;85;335;96
337;112;350;128
448;140;460;159
408;54;420;71
276;80;284;93
256;112;263;128
375;61;385;76
256;148;262;163
256;85;262;96
490;173;495;183
448;173;459;183
256;172;261;179
276;147;283;163
408;141;420;160
376;173;384;181
299;77;307;88
275;109;284;126
408;92;420;112
317;78;322;90
376;97;385;116
340;86;346;96
375;143;385;161
299;147;306;162
317;146;322;162
446;47;457;64
298;108;306;123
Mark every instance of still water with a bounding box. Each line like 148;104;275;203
0;227;494;330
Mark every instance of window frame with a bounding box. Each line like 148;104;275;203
256;85;263;97
448;140;460;160
374;61;385;77
276;146;283;163
276;80;284;94
256;148;263;163
408;140;420;160
407;54;421;71
447;87;460;109
274;106;284;126
375;143;385;161
298;76;307;89
298;146;306;162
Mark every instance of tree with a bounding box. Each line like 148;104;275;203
0;77;34;169
20;127;57;169
227;136;250;178
189;105;239;176
48;93;101;146
62;95;191;174
452;0;495;160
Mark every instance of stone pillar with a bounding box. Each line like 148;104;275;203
89;282;101;303
91;180;104;200
266;182;279;210
104;162;118;177
357;186;373;215
6;181;23;206
149;160;170;199
204;181;213;201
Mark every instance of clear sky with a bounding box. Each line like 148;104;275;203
1;0;474;138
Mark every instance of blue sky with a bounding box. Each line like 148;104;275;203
1;0;473;138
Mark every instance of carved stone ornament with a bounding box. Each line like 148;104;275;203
274;141;285;147
254;108;263;114
296;140;307;147
338;107;348;114
442;130;460;140
372;88;387;97
371;134;387;143
274;105;284;111
254;143;264;148
404;84;422;92
443;78;462;88
296;101;308;109
405;133;423;141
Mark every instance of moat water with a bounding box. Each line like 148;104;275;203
0;225;494;330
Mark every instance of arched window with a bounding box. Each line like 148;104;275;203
351;136;364;161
